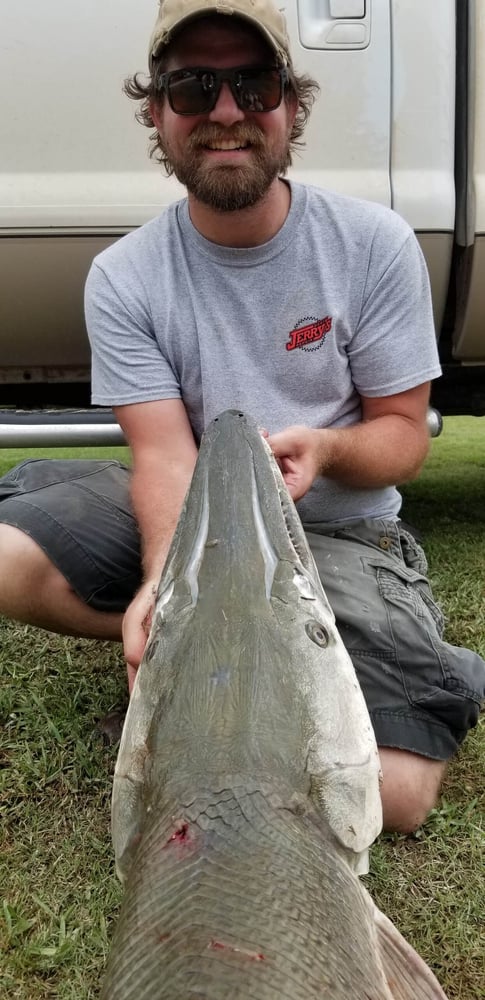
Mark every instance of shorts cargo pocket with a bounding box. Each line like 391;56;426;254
371;556;482;736
376;560;445;636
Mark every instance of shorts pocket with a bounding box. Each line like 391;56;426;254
375;558;445;635
372;557;447;684
371;556;482;734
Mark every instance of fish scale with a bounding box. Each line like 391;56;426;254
101;785;392;999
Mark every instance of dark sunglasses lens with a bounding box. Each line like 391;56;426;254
237;69;283;111
164;68;285;115
168;72;216;114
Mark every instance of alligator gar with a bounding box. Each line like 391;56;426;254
101;409;448;999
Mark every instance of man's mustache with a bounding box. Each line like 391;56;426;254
187;124;265;150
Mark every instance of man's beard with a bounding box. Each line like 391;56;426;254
161;123;291;211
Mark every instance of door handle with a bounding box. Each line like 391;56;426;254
298;0;371;49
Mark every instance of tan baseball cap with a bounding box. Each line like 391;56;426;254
149;0;292;66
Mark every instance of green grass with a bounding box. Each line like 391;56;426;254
0;446;131;476
1;416;484;998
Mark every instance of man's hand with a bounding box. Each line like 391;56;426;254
122;579;158;693
267;425;324;501
267;385;431;500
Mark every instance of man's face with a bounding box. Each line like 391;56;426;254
150;17;296;212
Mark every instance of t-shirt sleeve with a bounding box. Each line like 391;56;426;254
85;260;181;406
348;221;442;397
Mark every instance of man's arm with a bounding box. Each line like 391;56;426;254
114;398;198;687
268;383;431;501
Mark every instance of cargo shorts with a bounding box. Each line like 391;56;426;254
1;458;483;760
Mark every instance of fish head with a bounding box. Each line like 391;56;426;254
113;410;382;879
157;408;330;623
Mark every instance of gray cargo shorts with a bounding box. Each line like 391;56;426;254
1;458;483;760
304;520;484;760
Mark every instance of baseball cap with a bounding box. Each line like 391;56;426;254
149;0;292;67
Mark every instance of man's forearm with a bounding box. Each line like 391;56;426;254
316;413;430;488
130;457;197;582
268;394;431;502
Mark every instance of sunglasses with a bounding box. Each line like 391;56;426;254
158;65;289;116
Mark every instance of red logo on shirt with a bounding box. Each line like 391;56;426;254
286;316;332;352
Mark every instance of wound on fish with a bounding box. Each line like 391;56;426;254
165;821;190;847
208;940;266;961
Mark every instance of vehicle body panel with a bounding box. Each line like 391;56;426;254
1;0;484;425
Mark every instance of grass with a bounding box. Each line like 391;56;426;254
1;416;484;998
367;416;485;999
0;446;131;475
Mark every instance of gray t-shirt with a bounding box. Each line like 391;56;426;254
85;181;441;523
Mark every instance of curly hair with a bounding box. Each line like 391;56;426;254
123;60;319;175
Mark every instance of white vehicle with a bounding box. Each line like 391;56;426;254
1;0;484;442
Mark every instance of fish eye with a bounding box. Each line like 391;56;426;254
305;620;329;647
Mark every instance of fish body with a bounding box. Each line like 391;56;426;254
101;410;448;999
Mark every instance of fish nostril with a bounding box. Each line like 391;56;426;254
305;620;330;647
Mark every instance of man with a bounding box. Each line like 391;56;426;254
0;0;483;833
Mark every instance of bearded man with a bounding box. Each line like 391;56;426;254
0;0;484;833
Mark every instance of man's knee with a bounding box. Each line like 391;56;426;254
0;522;123;639
0;522;70;612
379;747;446;834
0;522;56;576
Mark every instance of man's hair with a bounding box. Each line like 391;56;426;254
123;61;319;175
